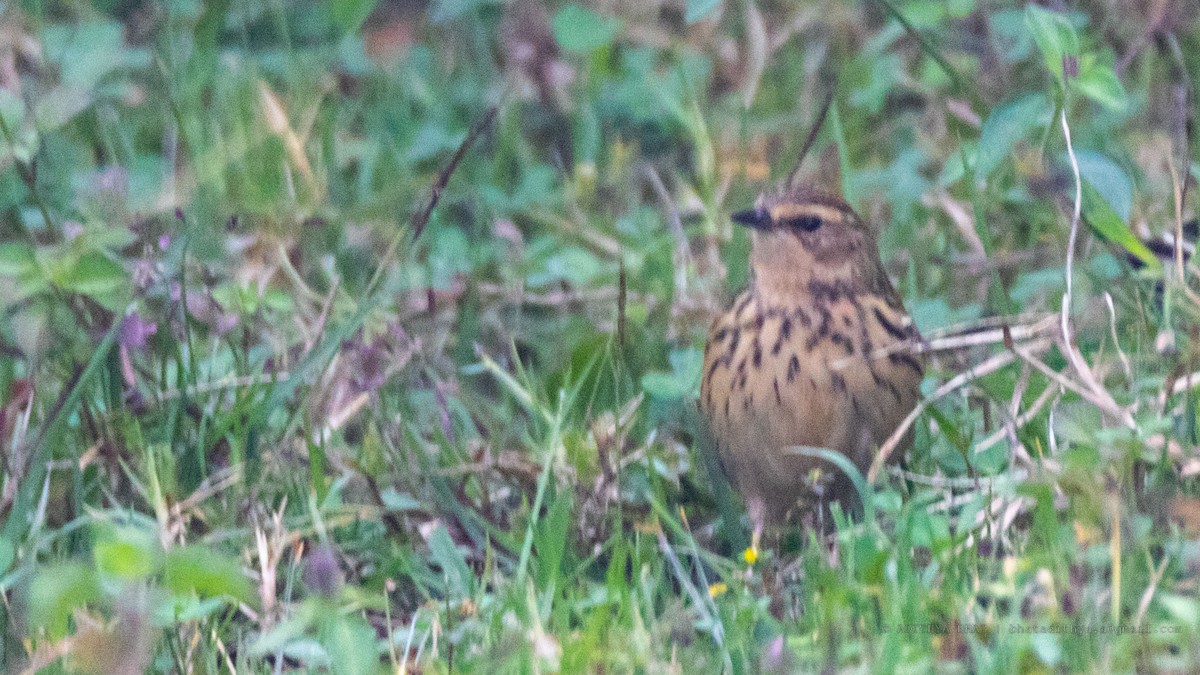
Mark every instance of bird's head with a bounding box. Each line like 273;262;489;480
732;185;882;297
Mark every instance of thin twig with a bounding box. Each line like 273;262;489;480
785;84;836;190
972;381;1061;456
1104;292;1133;383
365;107;498;297
868;339;1052;483
851;313;1057;368
154;373;289;404
1134;552;1170;629
1011;340;1133;426
891;467;1026;490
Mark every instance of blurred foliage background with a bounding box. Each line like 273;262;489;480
0;0;1199;672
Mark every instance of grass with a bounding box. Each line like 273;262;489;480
0;0;1199;672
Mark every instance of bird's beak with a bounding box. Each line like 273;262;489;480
731;207;771;230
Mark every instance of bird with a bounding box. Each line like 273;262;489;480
700;180;924;550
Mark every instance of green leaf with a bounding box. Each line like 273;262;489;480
534;490;573;587
27;563;102;639
154;596;232;626
553;5;621;53
61;251;127;298
1080;181;1159;270
47;21;126;88
640;347;703;400
975;93;1052;182
331;0;378;33
317;611;379;675
94;525;163;581
0;88;25;131
0;242;36;276
33;86;93;132
988;10;1034;64
1075;150;1132;221
787;446;874;524
0;537;13;574
427;524;472;598
1025;5;1079;85
685;0;721;23
1076;53;1127;110
163;546;256;606
1158;593;1200;629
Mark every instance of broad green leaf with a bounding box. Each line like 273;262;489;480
62;251;127;298
0;537;12;574
640;347;703;400
1080;181;1158;270
27;563;102;639
427;524;471;598
318;612;378;675
534;490;573;587
1158;593;1200;629
33;86;94;131
331;0;378;32
1076;53;1127;110
0;88;24;130
94;525;162;580
0;242;36;276
249;602;322;655
975;93;1052;182
988;10;1034;64
1031;632;1063;666
47;21;125;88
1075;150;1132;221
154;596;232;626
553;5;621;53
163;546;256;606
1025;5;1078;85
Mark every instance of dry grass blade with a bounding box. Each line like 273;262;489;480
867;338;1053;483
785;83;835;191
1058;108;1136;429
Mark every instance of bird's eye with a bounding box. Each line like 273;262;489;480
787;215;823;232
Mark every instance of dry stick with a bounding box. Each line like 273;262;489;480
972;380;1061;455
870;313;1056;361
303;275;340;355
1134;551;1171;629
1104;292;1133;384
1168;370;1200;398
1165;156;1200;312
920;311;1055;340
892;467;1024;490
867;339;1052;484
785;84;836;190
364;107;499;298
839;313;1057;375
155;373;291;403
1011;340;1128;420
1058;109;1136;429
1000;364;1038;471
740;0;768;110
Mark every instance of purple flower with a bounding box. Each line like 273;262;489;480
119;313;158;351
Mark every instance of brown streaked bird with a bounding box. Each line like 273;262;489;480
700;183;923;546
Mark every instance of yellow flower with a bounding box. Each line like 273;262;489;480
708;582;728;598
742;546;759;566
